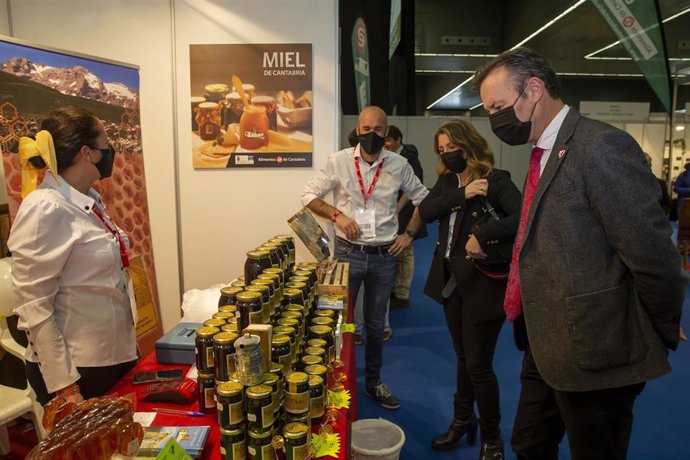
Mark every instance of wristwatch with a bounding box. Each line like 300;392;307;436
405;229;416;238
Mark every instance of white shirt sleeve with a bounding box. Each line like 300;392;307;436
9;197;81;393
400;161;429;206
301;155;338;207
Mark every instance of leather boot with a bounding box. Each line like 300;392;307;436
431;414;478;451
479;437;504;460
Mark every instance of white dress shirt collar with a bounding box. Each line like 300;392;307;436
40;173;100;213
534;104;570;174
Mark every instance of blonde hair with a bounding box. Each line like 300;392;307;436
434;120;494;179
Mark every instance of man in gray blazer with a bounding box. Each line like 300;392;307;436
473;47;686;460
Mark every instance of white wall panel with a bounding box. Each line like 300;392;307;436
5;0;181;331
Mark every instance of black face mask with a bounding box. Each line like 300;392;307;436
441;149;467;173
489;86;537;146
93;144;115;179
358;131;386;155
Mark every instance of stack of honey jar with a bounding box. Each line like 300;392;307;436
194;234;340;460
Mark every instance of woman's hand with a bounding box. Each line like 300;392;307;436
56;383;84;404
465;234;487;260
464;179;488;200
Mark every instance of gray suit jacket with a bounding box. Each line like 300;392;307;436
519;108;686;392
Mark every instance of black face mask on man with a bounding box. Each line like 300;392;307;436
489;85;537;146
92;145;115;179
358;131;386;155
441;149;467;173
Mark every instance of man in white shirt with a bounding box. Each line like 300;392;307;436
301;106;428;409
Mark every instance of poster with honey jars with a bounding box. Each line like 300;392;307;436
190;44;313;168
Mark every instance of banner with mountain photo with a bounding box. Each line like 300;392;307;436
0;35;163;353
189;43;313;168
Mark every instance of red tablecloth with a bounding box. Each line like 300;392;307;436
109;308;355;459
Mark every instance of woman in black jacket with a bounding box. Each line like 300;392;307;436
419;120;521;460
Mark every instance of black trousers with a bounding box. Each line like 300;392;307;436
443;288;504;442
512;345;645;460
26;359;137;406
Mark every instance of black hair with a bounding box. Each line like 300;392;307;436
387;125;403;141
472;47;562;99
27;106;101;172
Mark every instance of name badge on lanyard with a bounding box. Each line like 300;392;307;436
354;156;384;240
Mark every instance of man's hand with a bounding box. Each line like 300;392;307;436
334;214;360;241
464;234;487;260
388;233;413;257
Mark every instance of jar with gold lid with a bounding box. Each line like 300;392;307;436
236;290;262;331
245;250;272;285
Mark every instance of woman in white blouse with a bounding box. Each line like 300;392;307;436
9;106;137;405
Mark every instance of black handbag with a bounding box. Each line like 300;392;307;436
470;197;511;279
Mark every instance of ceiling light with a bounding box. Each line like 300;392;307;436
676;125;686;131
586;6;690;59
427;0;587;109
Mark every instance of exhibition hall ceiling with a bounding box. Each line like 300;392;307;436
415;0;690;111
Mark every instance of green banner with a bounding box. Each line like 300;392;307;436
389;0;402;59
352;17;371;112
589;0;671;113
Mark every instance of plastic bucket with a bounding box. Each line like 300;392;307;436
351;418;406;460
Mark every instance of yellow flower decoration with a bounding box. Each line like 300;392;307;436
18;130;60;197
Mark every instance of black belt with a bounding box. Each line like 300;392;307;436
336;237;395;255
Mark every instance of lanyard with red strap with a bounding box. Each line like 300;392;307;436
354;157;385;209
92;205;130;268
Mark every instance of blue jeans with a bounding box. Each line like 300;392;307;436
354;285;390;334
335;239;396;388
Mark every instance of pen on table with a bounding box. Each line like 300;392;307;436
153;407;204;417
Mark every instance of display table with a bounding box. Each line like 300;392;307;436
109;302;355;459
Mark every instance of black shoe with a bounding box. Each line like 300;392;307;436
364;383;400;410
479;438;504;460
389;295;410;310
431;414;478;450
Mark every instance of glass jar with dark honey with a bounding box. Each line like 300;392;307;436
217;381;244;429
220;304;237;314
311;316;334;329
262;267;285;290
277;317;301;343
294;266;318;289
220;426;246;460
222;91;243;128
257;273;281;305
283;422;310;460
213;331;239;381
222;322;240;333
219;286;244;309
308;375;325;422
304;364;328;389
231;279;247;289
196;326;220;373
276;235;296;272
299;354;323;371
245;250;272;285
262;372;281;416
245;384;274;432
280;310;304;338
214;311;236;322
251;279;276;321
282;289;306;311
303;346;326;363
283;371;309;415
204;318;227;328
273;326;297;363
247;427;274;460
271;334;292;375
284;282;309;315
244;284;270;324
308;325;335;363
198;371;216;413
236;290;263;331
257;244;282;270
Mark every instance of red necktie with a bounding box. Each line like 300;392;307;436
503;146;544;322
